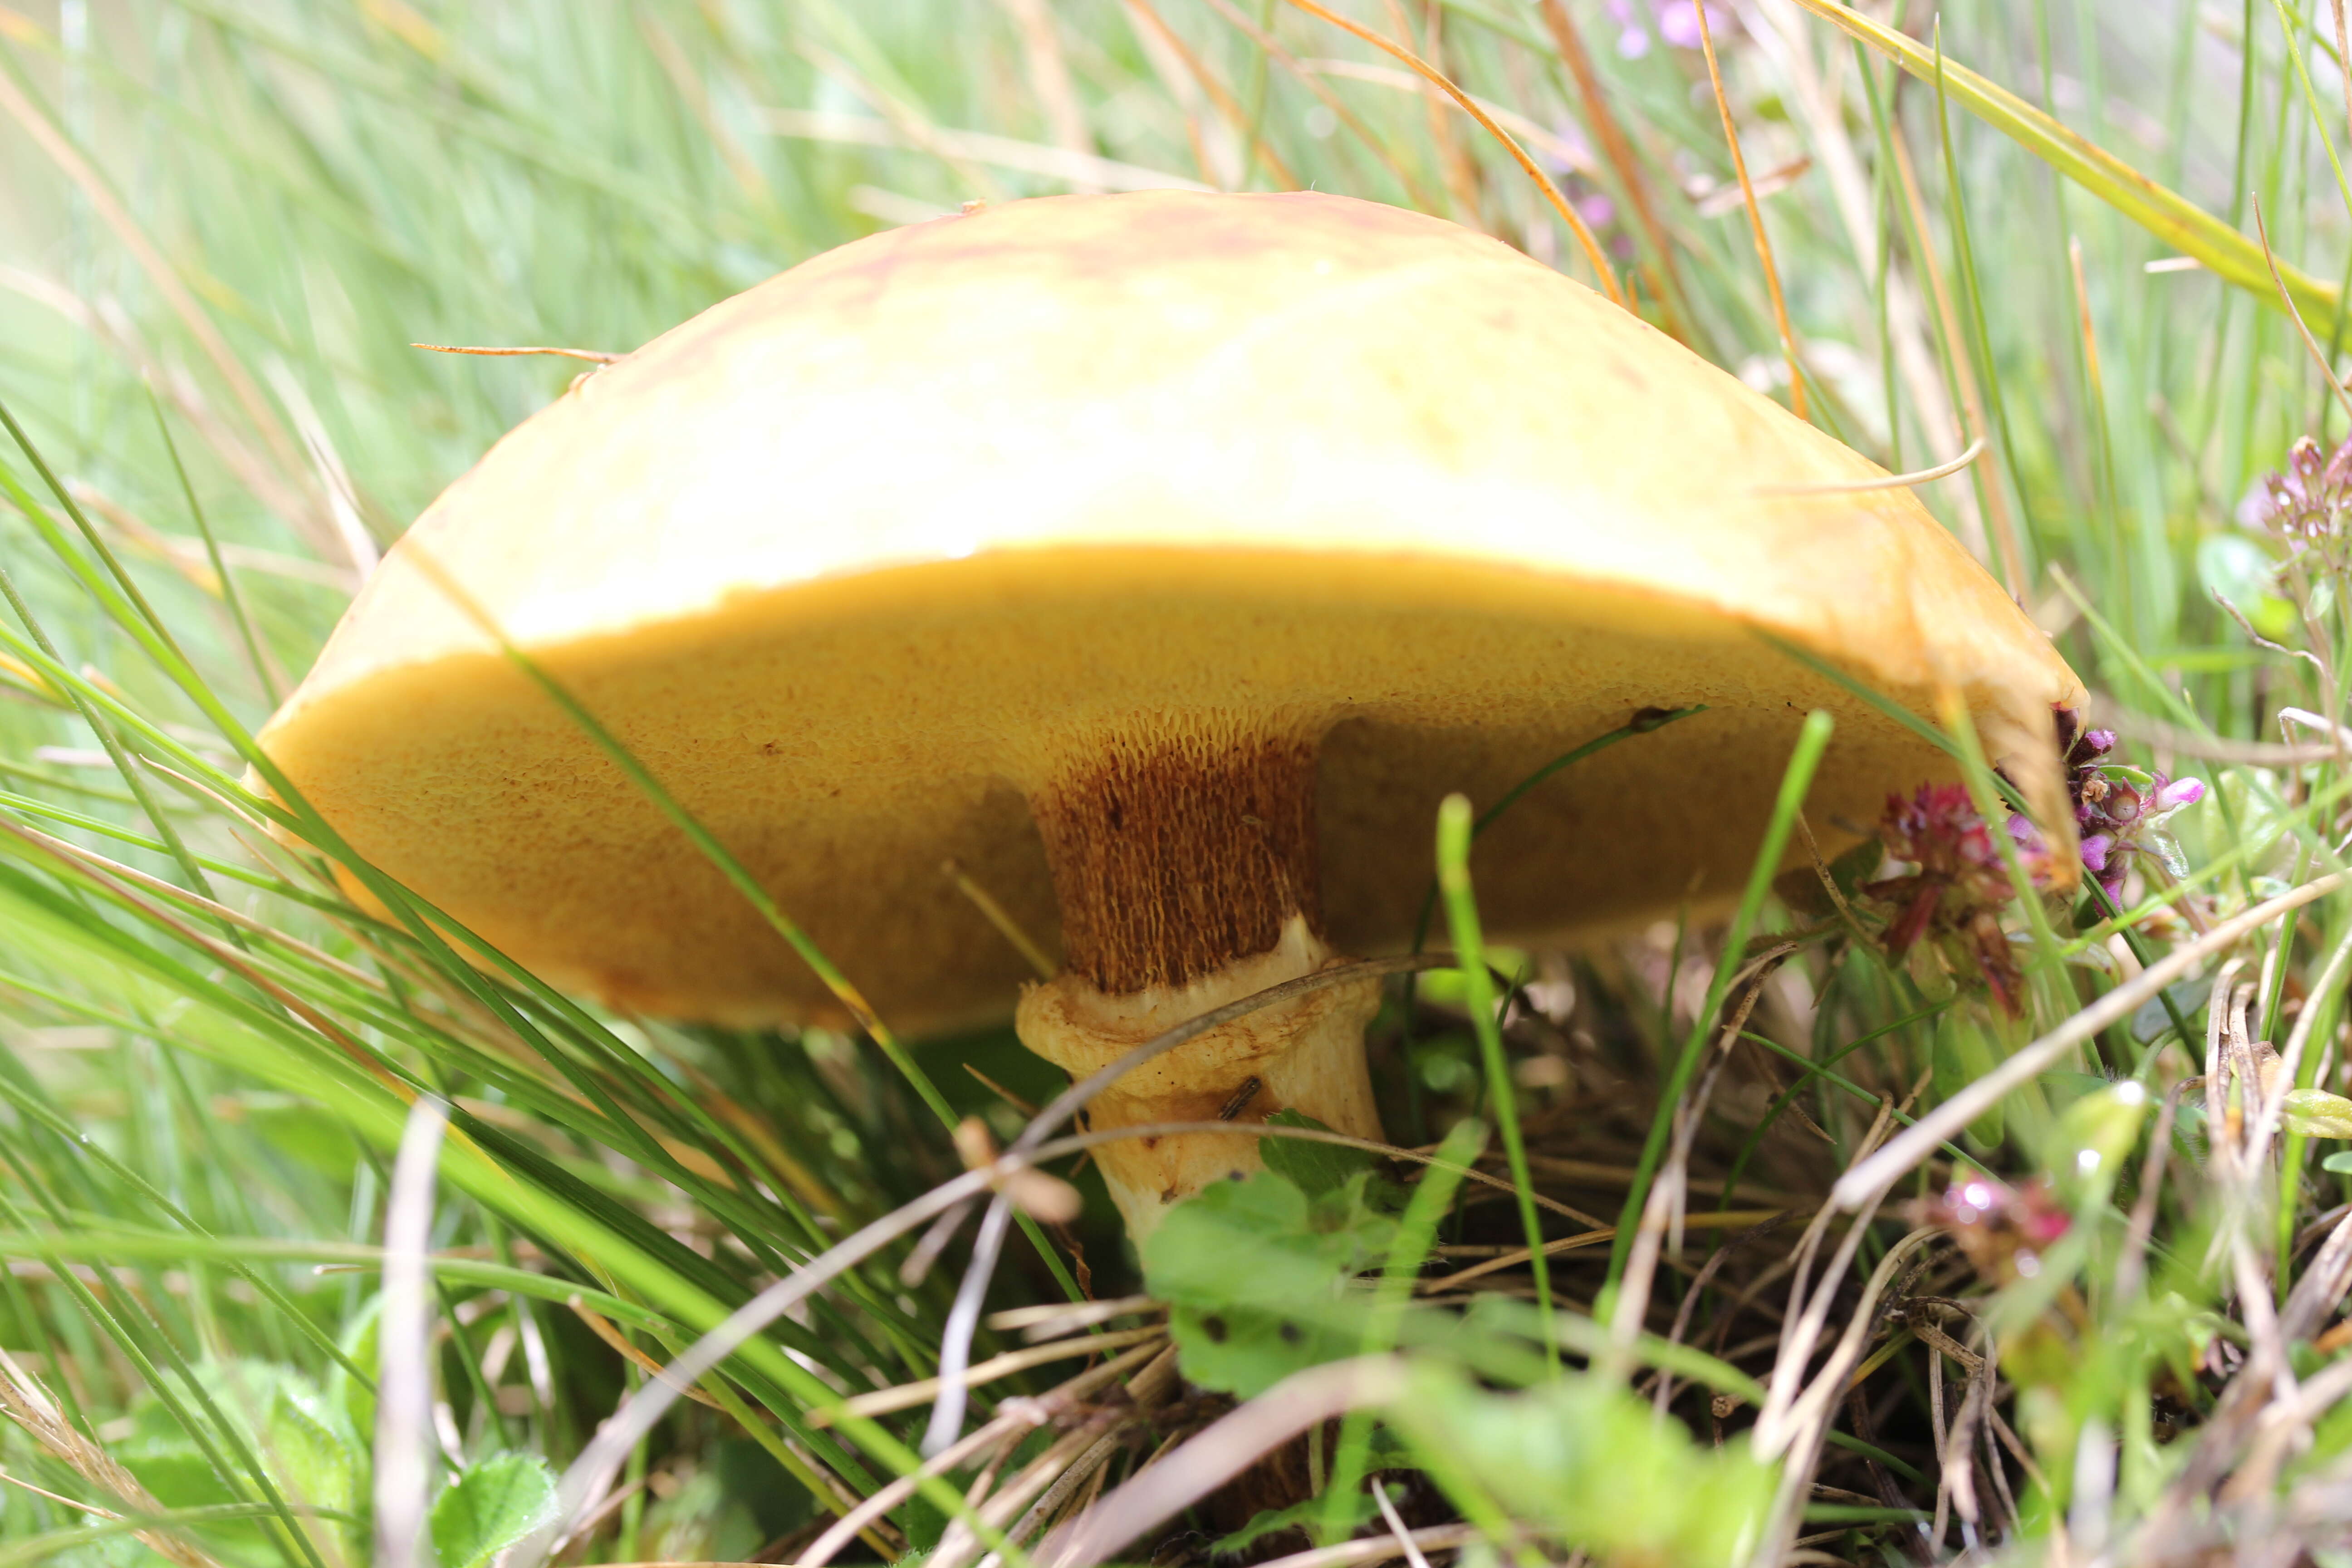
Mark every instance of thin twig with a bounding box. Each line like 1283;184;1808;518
794;1340;1167;1568
2282;1207;2352;1343
1278;0;1624;304
1038;1359;1412;1568
2252;197;2352;429
1656;1213;1789;1416
924;954;1457;1451
1752;436;1985;495
1373;1480;1434;1568
1535;0;1681;330
527;1106;1456;1565
2115;1081;2190;1305
2103;689;2335;763
988;1296;1158;1337
976;1425;1129;1568
1757;1107;1904;1455
568;1300;726;1410
1835;874;2351;1206
1256;1527;1485;1568
2279;706;2352;754
1927;1338;1952;1550
1607;966;1778;1376
814;1327;1167;1426
1754;1224;1938;1564
1693;0;1804;417
2336;0;2352;153
2246;915;2352;1163
900;1197;980;1288
373;1098;449;1568
943;859;1057;980
2218;577;2332;689
0;1351;224;1568
409;342;622;363
935;1411;1127;1568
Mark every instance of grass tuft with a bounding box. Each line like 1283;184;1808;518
10;2;2352;1564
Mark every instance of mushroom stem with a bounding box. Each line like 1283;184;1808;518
1017;734;1384;1234
1016;916;1382;1235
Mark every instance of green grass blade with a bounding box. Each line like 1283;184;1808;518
1320;1116;1487;1544
1436;794;1553;1366
1604;710;1834;1297
1787;0;2342;333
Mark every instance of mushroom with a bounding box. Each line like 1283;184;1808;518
260;191;2082;1236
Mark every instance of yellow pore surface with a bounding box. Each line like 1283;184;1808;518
260;190;2084;1031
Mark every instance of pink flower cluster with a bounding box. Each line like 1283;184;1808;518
1868;782;2024;1013
2012;707;2205;902
1864;707;2204;1009
1916;1172;2070;1285
2250;433;2352;555
1604;0;1729;56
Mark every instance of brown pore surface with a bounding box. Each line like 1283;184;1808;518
1031;737;1320;995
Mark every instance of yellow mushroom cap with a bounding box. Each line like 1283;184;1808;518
260;190;2083;1033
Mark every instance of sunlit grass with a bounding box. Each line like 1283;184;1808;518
5;0;2352;1563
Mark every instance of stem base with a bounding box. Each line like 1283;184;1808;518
1016;918;1383;1236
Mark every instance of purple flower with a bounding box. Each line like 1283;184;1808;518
2253;434;2352;559
2012;706;2205;901
1604;0;1652;56
1656;1;1730;48
1866;783;2027;1014
1541;120;1593;177
1873;708;2208;1004
1917;1172;2071;1285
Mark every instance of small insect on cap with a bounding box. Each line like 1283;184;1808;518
259;190;2083;1037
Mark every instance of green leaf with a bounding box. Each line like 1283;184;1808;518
2200;535;2298;644
1212;1488;1381;1558
1142;1171;1396;1396
2283;1088;2352;1140
431;1451;558;1568
263;1376;363;1529
2048;1081;2150;1207
331;1295;383;1442
1259;1110;1403;1212
636;1466;764;1564
1788;0;2339;333
2131;982;2212;1045
117;1362;363;1562
1389;1362;1776;1568
1932;1009;2005;1148
1260;1109;1375;1197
